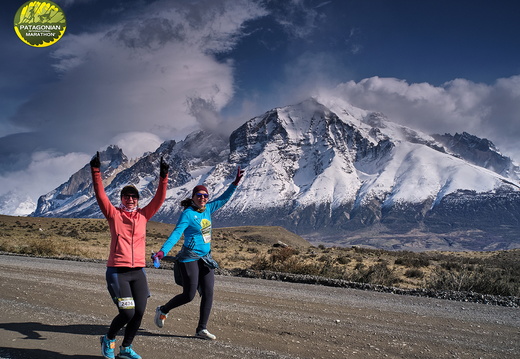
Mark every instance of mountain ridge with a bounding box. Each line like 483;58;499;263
29;97;520;251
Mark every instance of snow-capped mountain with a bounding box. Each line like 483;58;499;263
0;191;36;216
32;145;133;217
432;132;520;181
31;98;520;251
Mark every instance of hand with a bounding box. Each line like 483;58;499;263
232;166;244;185
160;156;169;179
90;151;100;169
153;251;164;260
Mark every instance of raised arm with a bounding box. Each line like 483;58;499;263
207;166;244;212
142;156;169;219
90;151;114;218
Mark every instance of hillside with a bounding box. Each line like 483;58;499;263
1;215;519;300
0;215;310;267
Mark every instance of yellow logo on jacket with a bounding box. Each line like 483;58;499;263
201;219;211;243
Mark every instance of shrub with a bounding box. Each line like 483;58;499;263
354;262;365;270
349;262;399;287
404;268;424;279
318;255;332;263
440;261;463;271
426;266;519;297
270;247;298;263
319;264;348;279
336;256;351;265
251;246;345;278
21;238;60;256
251;255;269;270
394;252;430;267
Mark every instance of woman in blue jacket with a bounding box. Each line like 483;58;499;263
152;167;243;340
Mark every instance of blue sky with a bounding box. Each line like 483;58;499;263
1;0;520;213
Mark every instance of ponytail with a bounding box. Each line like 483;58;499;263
180;198;192;209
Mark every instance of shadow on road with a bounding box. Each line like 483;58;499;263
0;321;201;358
0;346;99;359
0;322;106;340
0;322;105;358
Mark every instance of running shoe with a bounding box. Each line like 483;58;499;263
154;306;168;328
195;329;216;340
117;344;142;359
100;335;116;359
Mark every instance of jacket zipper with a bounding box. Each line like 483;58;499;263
131;215;136;267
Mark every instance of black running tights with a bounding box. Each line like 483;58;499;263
161;259;215;332
105;267;149;347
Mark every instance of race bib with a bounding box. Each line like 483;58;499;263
201;219;212;243
118;297;135;309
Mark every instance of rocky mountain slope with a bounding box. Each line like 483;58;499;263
32;97;520;251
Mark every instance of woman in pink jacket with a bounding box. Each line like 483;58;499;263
91;152;168;359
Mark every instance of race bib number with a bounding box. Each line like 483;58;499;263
118;297;135;309
201;219;212;243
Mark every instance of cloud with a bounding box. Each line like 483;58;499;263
331;75;520;161
0;150;90;202
8;0;268;150
60;0;97;7
268;0;321;39
110;132;163;159
0;0;267;211
10;4;257;151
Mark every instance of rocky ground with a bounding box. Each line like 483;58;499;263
0;254;518;359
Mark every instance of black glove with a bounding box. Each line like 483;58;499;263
232;166;244;185
160;156;169;178
90;152;100;169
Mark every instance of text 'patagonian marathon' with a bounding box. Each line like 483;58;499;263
18;25;63;31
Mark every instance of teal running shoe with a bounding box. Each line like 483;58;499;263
100;335;116;359
117;344;142;359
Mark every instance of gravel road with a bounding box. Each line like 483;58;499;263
0;254;518;359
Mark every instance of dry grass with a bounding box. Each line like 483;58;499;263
1;215;518;297
0;215;308;266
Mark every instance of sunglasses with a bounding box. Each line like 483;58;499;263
122;194;139;200
195;193;209;198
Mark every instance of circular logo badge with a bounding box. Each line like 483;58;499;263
14;1;67;47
